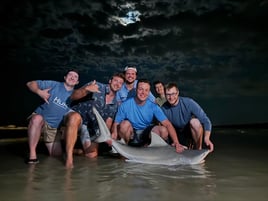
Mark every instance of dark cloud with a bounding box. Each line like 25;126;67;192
1;0;268;125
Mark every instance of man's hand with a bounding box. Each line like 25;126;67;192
85;80;100;93
172;142;185;153
37;88;51;104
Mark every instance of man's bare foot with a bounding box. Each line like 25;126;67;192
65;158;74;169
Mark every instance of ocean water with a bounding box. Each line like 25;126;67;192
0;127;267;201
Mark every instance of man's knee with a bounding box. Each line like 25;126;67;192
65;112;82;126
119;120;132;131
190;118;202;129
152;126;168;140
118;121;133;138
29;114;44;125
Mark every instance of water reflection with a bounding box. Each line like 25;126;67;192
1;128;268;201
64;169;76;201
22;155;217;201
115;162;217;201
25;164;36;201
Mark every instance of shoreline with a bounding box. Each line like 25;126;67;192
0;123;267;141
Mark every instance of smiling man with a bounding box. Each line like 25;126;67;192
161;82;214;152
116;66;155;104
26;69;80;164
64;72;125;169
112;79;184;153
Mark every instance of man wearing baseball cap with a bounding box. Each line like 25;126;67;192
116;66;155;104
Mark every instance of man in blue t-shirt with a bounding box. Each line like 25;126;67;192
161;82;214;152
116;66;155;104
112;79;185;153
26;69;80;164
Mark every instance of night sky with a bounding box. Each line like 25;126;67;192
1;0;268;127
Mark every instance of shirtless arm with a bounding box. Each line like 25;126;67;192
111;122;119;140
105;117;113;130
71;80;100;100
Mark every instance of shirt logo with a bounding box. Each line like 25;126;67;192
53;97;68;109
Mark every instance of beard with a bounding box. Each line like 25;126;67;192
125;79;135;85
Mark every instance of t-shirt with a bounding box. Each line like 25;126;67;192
71;82;118;132
115;97;167;130
34;80;73;128
161;97;212;131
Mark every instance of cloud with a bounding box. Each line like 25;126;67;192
2;0;268;125
112;10;141;26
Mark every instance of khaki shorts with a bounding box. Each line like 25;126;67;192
27;113;62;143
41;122;62;143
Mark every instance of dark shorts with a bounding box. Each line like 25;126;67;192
168;123;193;147
128;125;154;147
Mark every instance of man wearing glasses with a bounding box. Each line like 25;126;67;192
161;82;214;152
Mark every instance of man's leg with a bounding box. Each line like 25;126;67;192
44;126;63;156
84;142;99;158
64;112;82;169
190;118;204;149
151;125;169;141
80;124;96;158
118;120;133;144
46;142;62;156
27;114;44;163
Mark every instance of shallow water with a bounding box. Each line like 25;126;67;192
0;128;267;201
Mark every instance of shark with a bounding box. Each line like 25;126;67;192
93;107;210;165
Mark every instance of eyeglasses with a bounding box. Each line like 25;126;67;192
165;92;178;97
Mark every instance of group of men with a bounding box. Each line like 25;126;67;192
26;66;214;169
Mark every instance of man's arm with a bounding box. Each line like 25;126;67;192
204;130;214;152
26;80;51;104
161;119;185;153
71;80;100;101
111;122;120;140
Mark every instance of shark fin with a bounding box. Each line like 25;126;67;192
148;131;169;147
92;106;111;143
119;138;127;144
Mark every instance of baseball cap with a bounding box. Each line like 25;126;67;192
124;66;137;73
